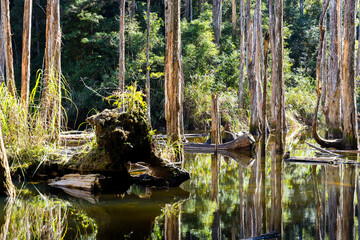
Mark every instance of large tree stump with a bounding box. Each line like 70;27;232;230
67;108;190;188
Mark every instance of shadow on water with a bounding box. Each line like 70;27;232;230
1;129;360;239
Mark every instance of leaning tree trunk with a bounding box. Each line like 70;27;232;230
146;0;151;123
119;0;125;92
0;123;15;198
21;0;33;107
342;0;358;149
326;0;342;139
273;0;284;153
165;0;182;146
213;0;222;45
238;0;245;109
1;0;15;96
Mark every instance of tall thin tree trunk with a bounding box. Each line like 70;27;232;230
200;0;204;13
1;0;16;96
327;0;342;139
21;0;33;107
238;0;245;109
119;0;125;92
300;0;304;16
146;0;151;123
165;0;182;156
321;0;328;126
51;0;61;131
342;0;358;149
190;0;193;21
212;0;222;45
185;0;190;20
41;0;53;125
273;0;284;153
0;13;5;83
269;0;276;130
232;0;236;37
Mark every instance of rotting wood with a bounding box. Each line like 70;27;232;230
184;133;254;151
49;173;104;192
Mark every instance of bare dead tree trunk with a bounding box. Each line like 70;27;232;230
1;0;16;96
21;0;33;107
273;0;284;153
238;0;245;109
146;0;151;123
327;0;342;139
212;0;222;45
119;0;125;92
342;0;358;149
232;0;236;37
165;0;182;154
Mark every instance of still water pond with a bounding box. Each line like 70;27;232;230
1;130;360;239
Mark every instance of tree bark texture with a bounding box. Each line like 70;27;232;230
273;0;284;153
1;0;15;96
342;0;358;149
0;123;15;197
21;0;33;107
321;0;328;126
0;14;4;83
146;0;151;123
212;0;222;45
41;0;62;132
119;0;125;92
165;0;182;144
232;0;236;37
269;0;276;130
327;0;342;138
238;0;245;109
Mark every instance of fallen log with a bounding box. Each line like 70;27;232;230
247;231;280;240
284;156;339;165
184;133;255;152
49;174;104;192
305;142;343;157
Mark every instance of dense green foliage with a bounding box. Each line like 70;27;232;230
8;0;327;130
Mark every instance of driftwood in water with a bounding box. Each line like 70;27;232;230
60;187;100;204
184;133;254;151
49;174;103;192
305;142;343;157
248;231;280;240
284;156;338;165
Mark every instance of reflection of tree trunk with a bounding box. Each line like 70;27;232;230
311;166;321;240
342;165;355;239
357;165;360;239
211;154;221;239
165;204;181;240
260;142;266;233
246;156;256;238
0;199;14;239
211;154;220;201
270;141;282;235
239;166;244;239
321;166;326;240
327;166;341;240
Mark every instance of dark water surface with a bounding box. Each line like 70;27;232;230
1;129;360;239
